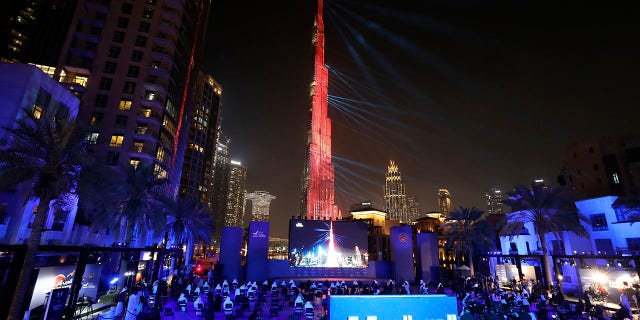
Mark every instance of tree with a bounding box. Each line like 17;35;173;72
0;108;88;320
441;206;496;276
89;163;169;246
501;184;589;290
163;195;215;267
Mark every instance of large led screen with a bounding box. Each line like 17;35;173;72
289;219;368;268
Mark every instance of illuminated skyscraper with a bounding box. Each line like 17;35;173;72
245;191;276;222
406;195;421;223
384;160;408;223
211;135;230;243
438;189;451;216
0;0;77;65
225;160;247;228
486;187;507;215
179;71;222;204
301;0;340;221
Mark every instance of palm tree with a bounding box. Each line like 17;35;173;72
0;108;89;320
501;184;589;290
441;206;496;276
163;195;215;267
90;163;169;246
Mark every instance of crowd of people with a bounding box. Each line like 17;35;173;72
95;267;637;320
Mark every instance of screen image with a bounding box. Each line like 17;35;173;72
289;219;369;268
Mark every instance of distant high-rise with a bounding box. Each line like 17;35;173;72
384;160;408;223
225;160;247;228
486;187;507;215
0;0;78;65
179;71;222;204
211;135;230;243
437;189;451;216
406;195;421;223
245;191;276;222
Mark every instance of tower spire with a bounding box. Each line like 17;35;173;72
301;0;340;220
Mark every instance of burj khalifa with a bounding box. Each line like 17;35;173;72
300;0;341;221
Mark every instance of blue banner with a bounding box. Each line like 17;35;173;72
219;227;243;281
329;295;458;320
417;233;439;283
246;221;270;282
390;226;414;283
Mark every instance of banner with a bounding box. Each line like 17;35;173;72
390;226;414;283
246;221;270;282
28;264;103;312
329;295;458;320
219;227;243;281
417;233;439;283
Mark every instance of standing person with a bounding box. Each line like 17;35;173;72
124;289;141;320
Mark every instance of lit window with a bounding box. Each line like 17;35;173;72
32;105;43;119
613;173;620;184
109;135;124;147
90;112;103;125
590;213;608;231
130;158;140;169
86;132;99;144
154;164;166;179
140;108;152;117
136;124;148;134
133;141;144;152
156;147;166;163
119;99;132;110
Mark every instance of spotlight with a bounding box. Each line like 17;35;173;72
110;277;119;285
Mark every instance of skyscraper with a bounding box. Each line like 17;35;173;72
486;187;507;215
179;70;222;204
225;160;247;228
0;0;78;65
245;191;276;222
406;195;421;223
384;160;408;223
53;0;212;194
211;134;230;244
437;189;451;216
301;0;340;221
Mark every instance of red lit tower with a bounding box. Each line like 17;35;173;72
302;0;340;220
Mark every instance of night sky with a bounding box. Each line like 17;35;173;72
202;1;639;238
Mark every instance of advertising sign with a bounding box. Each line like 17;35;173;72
330;295;458;320
29;264;103;312
44;288;69;320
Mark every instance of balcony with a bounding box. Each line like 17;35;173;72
160;10;180;25
140;98;164;112
158;22;178;38
74;31;100;44
137;110;162;126
147;64;170;80
84;1;109;14
79;17;104;28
